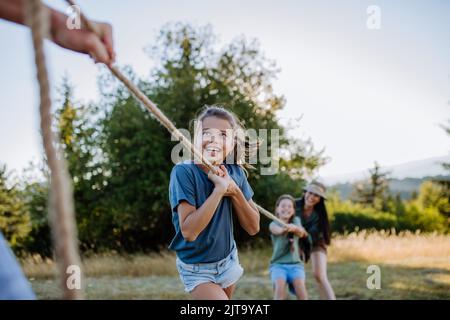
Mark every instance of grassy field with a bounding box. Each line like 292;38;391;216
22;231;450;300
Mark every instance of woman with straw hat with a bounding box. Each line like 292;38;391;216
296;181;336;300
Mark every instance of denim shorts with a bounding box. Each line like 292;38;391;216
176;247;244;293
270;263;305;285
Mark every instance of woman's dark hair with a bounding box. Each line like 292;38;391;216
298;196;331;245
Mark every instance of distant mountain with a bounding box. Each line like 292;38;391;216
329;175;450;200
323;154;450;185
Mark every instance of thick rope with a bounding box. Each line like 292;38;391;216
65;0;289;228
26;0;84;300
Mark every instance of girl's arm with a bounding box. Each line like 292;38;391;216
177;169;229;242
230;192;260;236
269;222;287;235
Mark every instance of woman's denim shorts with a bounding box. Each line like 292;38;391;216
175;247;244;293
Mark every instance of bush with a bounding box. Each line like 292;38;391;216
327;192;448;234
0;165;31;250
398;203;448;232
332;209;398;233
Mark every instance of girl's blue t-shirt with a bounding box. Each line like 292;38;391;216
168;161;254;264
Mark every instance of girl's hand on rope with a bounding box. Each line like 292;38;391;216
224;181;239;197
286;224;296;233
207;165;230;196
219;166;240;198
287;224;308;238
280;226;290;235
49;9;115;66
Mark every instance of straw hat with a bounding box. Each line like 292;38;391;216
303;181;327;199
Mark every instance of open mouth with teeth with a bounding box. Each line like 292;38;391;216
204;146;222;156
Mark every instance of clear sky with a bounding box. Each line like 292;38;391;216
1;0;449;179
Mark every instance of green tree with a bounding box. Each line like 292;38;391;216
416;181;449;217
54;77;109;251
384;192;406;216
21;180;51;255
352;162;391;210
0;164;31;249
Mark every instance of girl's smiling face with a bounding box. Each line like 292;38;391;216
200;116;235;165
276;198;295;222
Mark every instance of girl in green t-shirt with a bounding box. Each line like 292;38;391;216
269;194;309;300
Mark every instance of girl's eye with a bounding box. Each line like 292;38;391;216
221;133;227;137
202;131;211;136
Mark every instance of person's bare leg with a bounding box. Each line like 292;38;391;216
191;282;229;300
292;278;308;300
223;283;236;299
273;279;287;300
311;251;336;300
